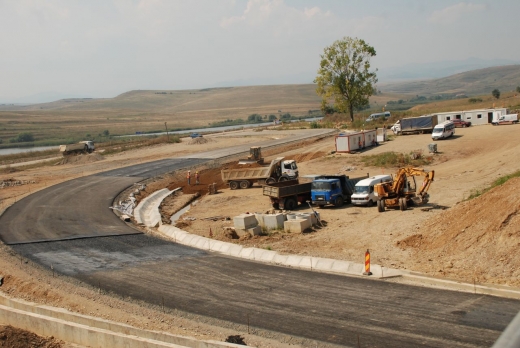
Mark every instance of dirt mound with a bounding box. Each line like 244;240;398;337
400;177;520;286
0;325;63;348
189;137;210;145
56;153;105;165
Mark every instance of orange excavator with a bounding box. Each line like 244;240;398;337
374;167;434;212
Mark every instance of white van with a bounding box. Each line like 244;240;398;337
351;175;392;206
366;111;390;122
431;121;455;140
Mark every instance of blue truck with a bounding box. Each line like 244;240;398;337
311;175;368;208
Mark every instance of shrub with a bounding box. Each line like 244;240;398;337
469;98;482;103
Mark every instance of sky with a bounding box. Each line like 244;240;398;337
1;0;519;102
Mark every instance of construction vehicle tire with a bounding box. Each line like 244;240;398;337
229;181;239;190
278;176;289;182
266;177;276;185
334;196;344;207
377;200;385;212
284;197;297;210
239;180;250;189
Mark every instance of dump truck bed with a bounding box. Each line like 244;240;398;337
262;180;312;198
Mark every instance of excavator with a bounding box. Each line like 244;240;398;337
374;167;434;212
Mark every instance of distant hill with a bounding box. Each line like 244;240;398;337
378;65;520;97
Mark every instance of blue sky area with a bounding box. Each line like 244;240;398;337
1;0;519;102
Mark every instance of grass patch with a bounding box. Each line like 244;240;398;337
360;151;433;168
466;170;520;200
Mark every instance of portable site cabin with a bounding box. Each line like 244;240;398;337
376;128;387;142
434;108;508;126
335;130;377;153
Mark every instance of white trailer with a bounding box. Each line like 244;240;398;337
434;108;508;126
335;130;377;153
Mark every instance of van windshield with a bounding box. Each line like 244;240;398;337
354;186;369;194
432;127;443;133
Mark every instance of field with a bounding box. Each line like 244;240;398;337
1;64;519;149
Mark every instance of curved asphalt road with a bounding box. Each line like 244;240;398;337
1;129;519;347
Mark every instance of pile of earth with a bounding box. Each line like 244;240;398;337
399;177;520;286
0;325;63;348
56;153;105;165
189;137;210;145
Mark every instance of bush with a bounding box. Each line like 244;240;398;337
10;132;34;143
469;98;483;103
310;121;322;129
360;151;432;167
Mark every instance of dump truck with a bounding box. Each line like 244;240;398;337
59;141;95;155
374;166;434;212
311;174;368;207
238;146;264;165
391;115;438;135
221;157;298;189
263;179;312;210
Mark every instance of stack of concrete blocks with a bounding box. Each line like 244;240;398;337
255;213;285;233
284;212;319;233
233;213;262;237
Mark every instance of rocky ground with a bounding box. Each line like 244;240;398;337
1;125;520;346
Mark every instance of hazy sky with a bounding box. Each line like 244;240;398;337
1;0;519;101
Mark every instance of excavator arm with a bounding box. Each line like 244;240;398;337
374;166;434;206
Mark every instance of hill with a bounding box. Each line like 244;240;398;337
379;64;520;97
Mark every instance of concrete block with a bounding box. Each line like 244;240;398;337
233;214;258;230
255;213;265;227
263;213;285;231
247;226;263;236
284;218;311;233
298;212;317;226
295;213;313;226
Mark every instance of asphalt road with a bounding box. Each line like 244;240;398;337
1;129;519;347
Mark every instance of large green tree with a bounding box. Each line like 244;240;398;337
314;37;377;122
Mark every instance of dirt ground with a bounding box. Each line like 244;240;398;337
1;125;520;346
0;325;64;348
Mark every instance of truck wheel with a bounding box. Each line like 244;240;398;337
334;196;344;207
229;181;239;190
84;145;88;153
272;203;280;209
377;200;385;212
284;197;297;210
278;176;289;182
366;199;374;207
266;177;276;185
239;180;250;189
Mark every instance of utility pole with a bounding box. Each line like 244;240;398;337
164;122;169;142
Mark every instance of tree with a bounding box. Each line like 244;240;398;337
314;37;377;122
516;86;520;93
102;129;110;137
492;89;500;99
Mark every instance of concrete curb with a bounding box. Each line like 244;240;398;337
157;225;520;299
135;188;180;227
158;225;402;279
0;293;249;348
